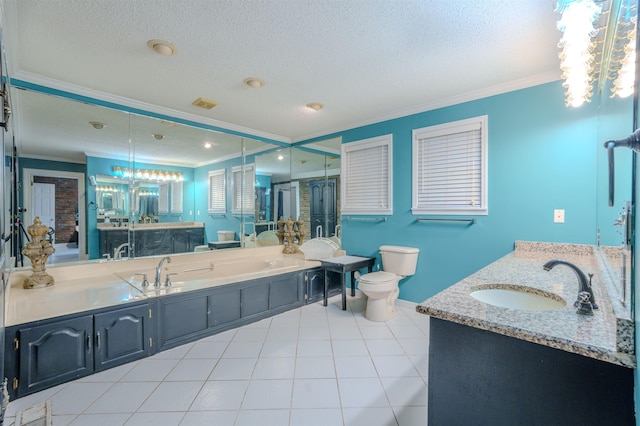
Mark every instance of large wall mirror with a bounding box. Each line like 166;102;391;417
7;86;341;266
595;0;637;313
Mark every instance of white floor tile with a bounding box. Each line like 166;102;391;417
260;339;297;357
380;377;427;407
297;339;333;357
365;339;405;356
393;405;428;426
137;381;203;412
124;412;184;425
122;358;180;382
343;406;398;426
70;413;130;426
290;408;344;426
331;339;369;356
241;379;293;409
338;378;389;408
7;295;431;425
252;357;296;379
190;381;248;410
372;355;419;377
295;356;336;379
235;409;291;426
184;341;228;358
85;382;158;414
291;379;341;409
208;358;257;380
165;358;218;381
49;382;113;415
334;356;378;378
179;410;237;426
221;341;264;358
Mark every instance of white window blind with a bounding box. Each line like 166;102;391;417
412;116;488;215
158;182;169;214
208;169;226;214
341;135;393;215
170;181;183;214
232;164;255;214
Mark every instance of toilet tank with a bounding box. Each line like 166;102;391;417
380;245;420;276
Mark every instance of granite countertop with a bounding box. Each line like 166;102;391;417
417;241;635;368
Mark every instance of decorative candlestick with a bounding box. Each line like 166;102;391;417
22;217;55;289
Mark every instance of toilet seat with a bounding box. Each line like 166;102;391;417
359;271;396;285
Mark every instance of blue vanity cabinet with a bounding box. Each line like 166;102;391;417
5;301;153;399
99;229;128;259
172;228;205;253
15;315;94;397
94;304;152;372
156;271;305;352
305;267;341;304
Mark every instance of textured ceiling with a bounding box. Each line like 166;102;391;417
3;0;561;144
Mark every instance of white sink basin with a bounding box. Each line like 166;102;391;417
470;284;566;311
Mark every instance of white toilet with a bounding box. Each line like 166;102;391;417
357;245;420;322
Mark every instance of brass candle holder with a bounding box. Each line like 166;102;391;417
22;217;55;289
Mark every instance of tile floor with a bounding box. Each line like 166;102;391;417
4;292;430;426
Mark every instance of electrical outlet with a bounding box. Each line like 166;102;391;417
554;209;565;223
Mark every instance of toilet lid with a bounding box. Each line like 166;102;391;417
359;271;396;284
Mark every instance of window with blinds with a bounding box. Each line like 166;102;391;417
340;134;393;215
412;116;488;215
231;164;255;214
208;169;226;214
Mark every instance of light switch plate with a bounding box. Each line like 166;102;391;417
554;209;565;223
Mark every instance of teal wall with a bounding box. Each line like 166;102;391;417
308;81;603;303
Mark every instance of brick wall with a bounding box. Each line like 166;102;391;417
33;176;78;244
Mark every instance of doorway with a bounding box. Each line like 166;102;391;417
309;178;337;237
23;168;86;263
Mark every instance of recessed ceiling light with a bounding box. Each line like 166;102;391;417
161;120;179;127
192;97;218;110
89;121;105;129
306;102;324;111
147;39;177;56
278;154;284;160
153;133;165;140
243;77;265;89
203;142;212;149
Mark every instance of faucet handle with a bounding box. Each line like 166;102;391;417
134;273;149;287
575;291;594;315
165;273;177;287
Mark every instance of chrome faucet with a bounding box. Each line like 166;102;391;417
113;242;129;260
155;256;172;286
542;259;598;311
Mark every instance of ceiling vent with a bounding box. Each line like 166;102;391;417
192;97;218;110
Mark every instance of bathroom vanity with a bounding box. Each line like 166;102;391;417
418;242;634;425
98;222;205;258
3;246;324;400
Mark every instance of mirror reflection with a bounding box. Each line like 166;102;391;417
9;87;342;266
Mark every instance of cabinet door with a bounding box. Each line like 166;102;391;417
137;230;172;257
18;316;93;396
208;289;241;328
270;273;301;310
94;304;150;372
241;283;270;318
306;268;341;304
99;230;128;258
157;292;209;351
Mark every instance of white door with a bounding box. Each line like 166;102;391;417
33;182;55;239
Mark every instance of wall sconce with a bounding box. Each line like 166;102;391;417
112;166;183;182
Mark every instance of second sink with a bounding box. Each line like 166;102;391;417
470;284;566;311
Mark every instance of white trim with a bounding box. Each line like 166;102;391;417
11;71;291;144
22;168;87;259
292;70;560;143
